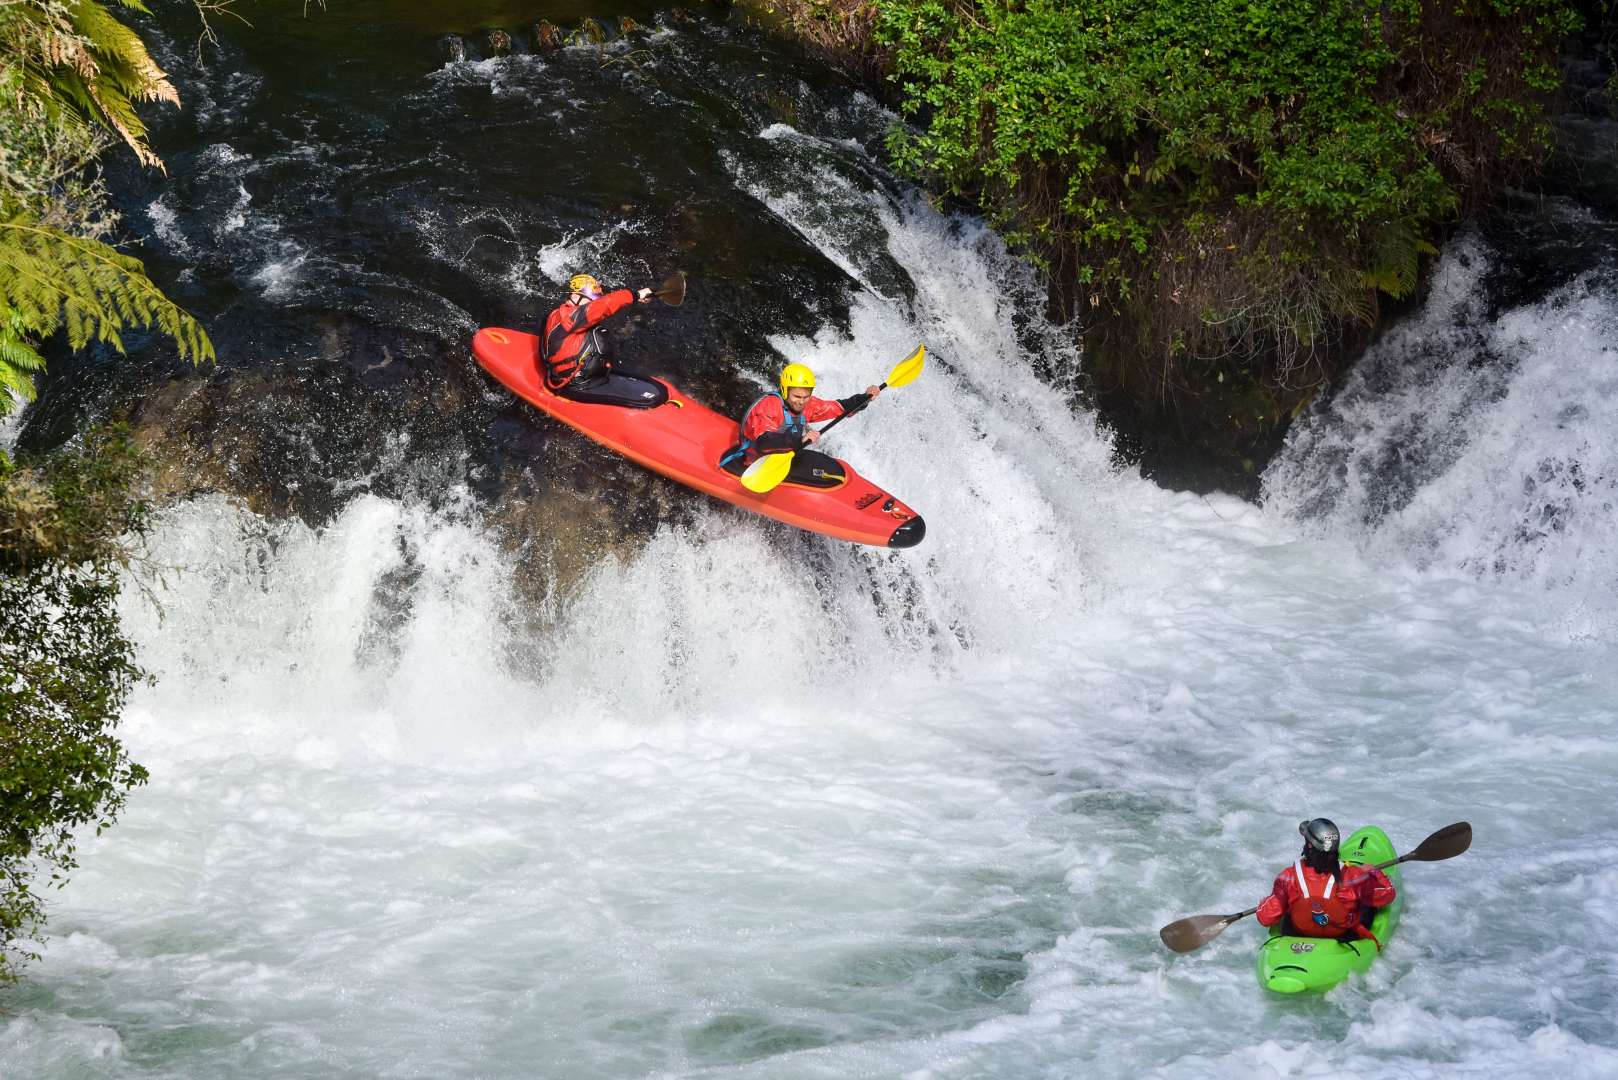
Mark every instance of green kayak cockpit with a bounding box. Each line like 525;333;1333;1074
1256;825;1404;994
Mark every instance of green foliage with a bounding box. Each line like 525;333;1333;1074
0;1;214;415
0;0;181;170
869;0;1579;389
0;2;215;985
1;426;151;983
0;213;216;407
0;102;117;238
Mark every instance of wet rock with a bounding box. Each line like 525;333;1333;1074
763;86;800;128
437;34;466;64
572;17;608;45
531;21;563;51
121;344;675;597
485;476;635;603
619;16;641;35
486;29;511;56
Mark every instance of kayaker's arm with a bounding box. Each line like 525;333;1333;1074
804;386;881;424
565;289;636;331
835;393;868;415
1349;864;1398;908
754;429;805;452
817;385;884;422
1255;870;1292;927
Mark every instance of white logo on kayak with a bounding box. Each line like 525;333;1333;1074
1290;942;1316;954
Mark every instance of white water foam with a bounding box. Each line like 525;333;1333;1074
1;394;26;451
6;97;1617;1080
1264;235;1618;636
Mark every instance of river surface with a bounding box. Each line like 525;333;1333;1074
3;4;1616;1078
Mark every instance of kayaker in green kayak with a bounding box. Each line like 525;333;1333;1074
1257;818;1398;945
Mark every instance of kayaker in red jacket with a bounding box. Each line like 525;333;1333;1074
1257;818;1397;945
719;362;881;488
540;273;660;406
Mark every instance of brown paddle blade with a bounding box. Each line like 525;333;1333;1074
1158;908;1257;954
1382;821;1472;868
654;271;686;307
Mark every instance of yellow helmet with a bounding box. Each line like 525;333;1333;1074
568;273;602;294
779;363;816;393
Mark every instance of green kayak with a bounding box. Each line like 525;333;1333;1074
1256;825;1404;994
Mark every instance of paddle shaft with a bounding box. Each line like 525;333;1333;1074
813;382;885;440
1222;906;1261;927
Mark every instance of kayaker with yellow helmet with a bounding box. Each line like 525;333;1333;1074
540;273;664;406
719;363;881;488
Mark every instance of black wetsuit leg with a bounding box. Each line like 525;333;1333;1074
784;448;846;488
555;371;669;409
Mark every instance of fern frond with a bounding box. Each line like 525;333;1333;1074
0;214;215;366
4;0;180;171
73;0;180;107
1361;220;1427;300
0;330;46;405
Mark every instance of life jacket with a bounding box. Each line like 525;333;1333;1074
1286;859;1380;948
720;393;804;468
541;300;611;389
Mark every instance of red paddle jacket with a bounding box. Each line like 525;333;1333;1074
1257;861;1397;940
541;289;635;388
725;392;871;466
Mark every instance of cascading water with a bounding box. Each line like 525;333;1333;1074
3;5;1616;1078
1264;224;1618;636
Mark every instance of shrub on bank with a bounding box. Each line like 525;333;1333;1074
1;428;151;983
770;0;1579;463
1;0;215;981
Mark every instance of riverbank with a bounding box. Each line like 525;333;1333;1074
750;0;1600;495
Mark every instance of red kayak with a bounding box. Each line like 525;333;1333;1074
471;328;925;548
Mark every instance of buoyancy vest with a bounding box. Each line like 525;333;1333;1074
1286;859;1380;947
541;298;615;388
720;393;804;468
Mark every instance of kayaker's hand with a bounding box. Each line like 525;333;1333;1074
637;287;653;303
801;429;821;446
865;385;881;399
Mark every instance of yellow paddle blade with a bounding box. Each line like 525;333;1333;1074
885;344;926;389
740;451;794;493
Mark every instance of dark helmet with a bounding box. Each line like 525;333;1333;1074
1298;818;1340;854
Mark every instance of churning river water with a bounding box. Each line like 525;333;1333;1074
3;3;1616;1077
